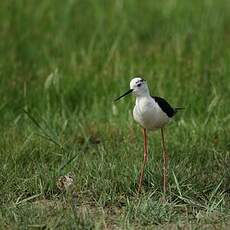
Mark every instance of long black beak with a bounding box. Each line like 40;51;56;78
114;89;133;101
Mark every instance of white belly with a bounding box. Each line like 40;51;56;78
133;98;170;131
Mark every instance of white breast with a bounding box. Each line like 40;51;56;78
133;97;170;131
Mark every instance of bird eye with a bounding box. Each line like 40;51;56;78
137;83;141;87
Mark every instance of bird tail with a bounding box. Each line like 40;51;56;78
175;107;185;113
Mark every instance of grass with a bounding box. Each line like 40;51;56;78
0;0;230;228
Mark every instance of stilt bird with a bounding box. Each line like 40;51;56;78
115;77;183;194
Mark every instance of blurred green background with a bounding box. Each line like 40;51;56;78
0;0;230;228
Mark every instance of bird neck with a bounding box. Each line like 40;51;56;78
135;92;151;102
134;87;150;98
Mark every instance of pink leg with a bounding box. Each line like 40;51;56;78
161;128;169;194
137;128;148;194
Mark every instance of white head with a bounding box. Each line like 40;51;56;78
130;77;149;97
115;76;150;101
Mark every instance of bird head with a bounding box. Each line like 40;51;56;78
115;77;149;101
130;77;149;97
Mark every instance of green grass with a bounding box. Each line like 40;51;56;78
0;0;230;228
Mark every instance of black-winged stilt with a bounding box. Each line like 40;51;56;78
115;77;183;194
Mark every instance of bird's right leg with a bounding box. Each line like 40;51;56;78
161;128;169;194
137;128;148;194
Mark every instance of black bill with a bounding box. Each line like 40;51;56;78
114;89;133;101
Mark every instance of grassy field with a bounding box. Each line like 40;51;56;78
0;0;230;228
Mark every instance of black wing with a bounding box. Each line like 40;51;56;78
152;96;175;118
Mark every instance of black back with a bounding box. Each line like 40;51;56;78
152;96;175;118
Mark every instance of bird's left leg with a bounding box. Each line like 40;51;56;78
161;128;169;194
137;128;148;194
